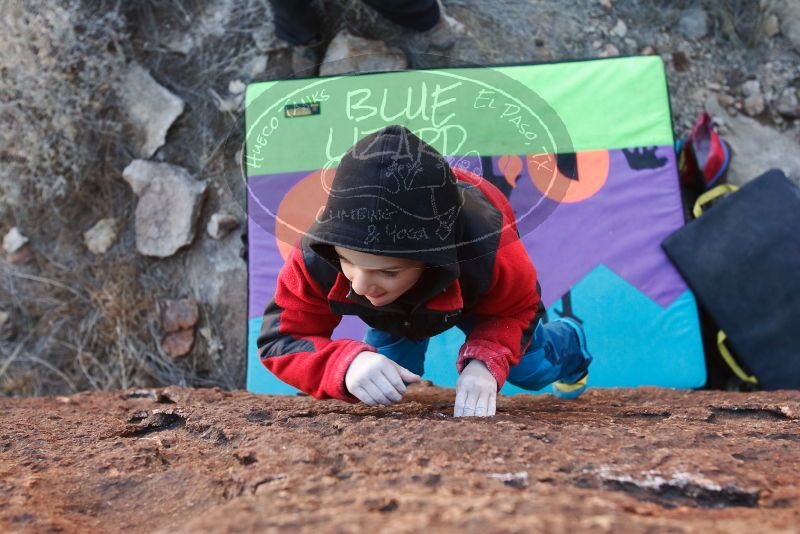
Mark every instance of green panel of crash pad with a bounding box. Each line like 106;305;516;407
244;56;672;175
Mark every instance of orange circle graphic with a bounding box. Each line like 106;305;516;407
275;169;332;260
527;150;609;203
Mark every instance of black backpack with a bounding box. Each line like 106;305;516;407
662;169;800;390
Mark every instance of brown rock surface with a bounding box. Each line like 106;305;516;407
1;386;798;533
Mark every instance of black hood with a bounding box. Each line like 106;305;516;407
308;125;464;282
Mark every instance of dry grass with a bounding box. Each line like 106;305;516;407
0;0;257;396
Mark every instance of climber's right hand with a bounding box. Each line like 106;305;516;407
345;351;421;406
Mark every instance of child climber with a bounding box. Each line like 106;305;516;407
257;125;592;417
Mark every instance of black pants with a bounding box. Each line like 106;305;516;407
268;0;441;45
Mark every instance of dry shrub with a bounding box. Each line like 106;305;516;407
78;262;158;390
1;0;440;396
0;0;255;396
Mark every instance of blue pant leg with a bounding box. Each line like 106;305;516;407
506;319;592;391
363;328;429;377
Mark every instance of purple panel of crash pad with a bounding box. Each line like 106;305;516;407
247;211;369;340
508;146;687;308
247;171;302;320
247;170;370;341
247;214;282;320
247;169;311;240
248;146;687;322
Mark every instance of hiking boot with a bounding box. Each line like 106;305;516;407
551;318;592;400
291;42;321;78
424;13;466;49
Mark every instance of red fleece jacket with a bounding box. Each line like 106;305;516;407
257;167;542;402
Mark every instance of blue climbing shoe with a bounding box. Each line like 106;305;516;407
552;370;589;399
551;318;592;399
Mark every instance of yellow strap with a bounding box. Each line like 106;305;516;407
717;330;758;384
693;184;739;218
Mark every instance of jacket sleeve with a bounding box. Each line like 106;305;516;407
456;232;545;390
256;246;375;402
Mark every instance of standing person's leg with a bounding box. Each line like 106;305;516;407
268;0;323;76
360;0;440;31
364;328;429;377
268;0;322;45
359;0;464;48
